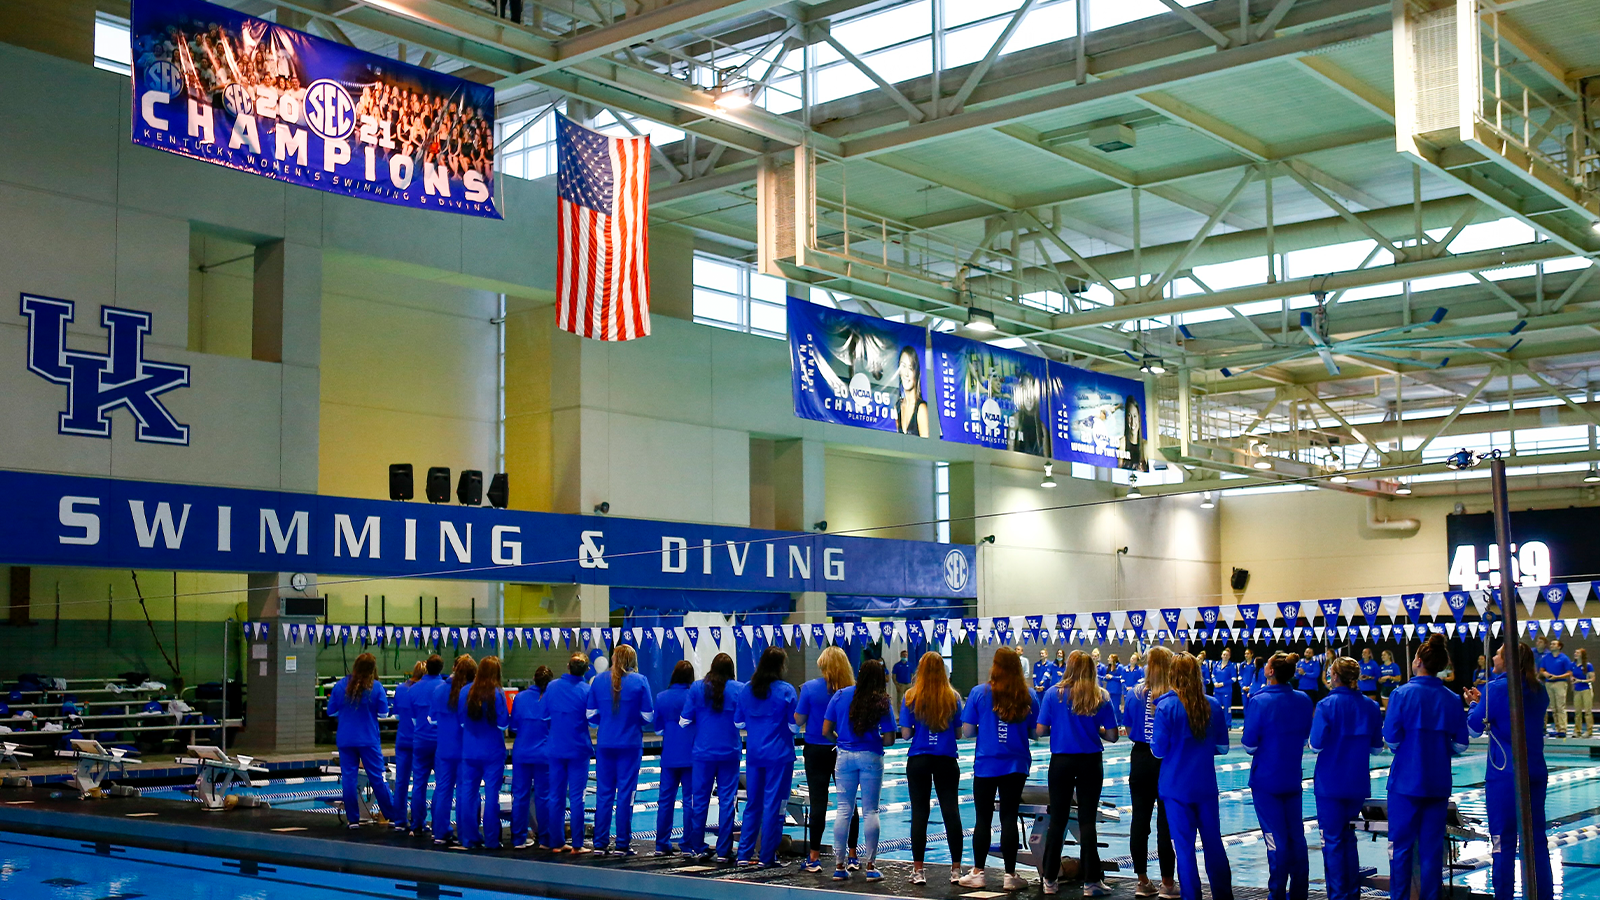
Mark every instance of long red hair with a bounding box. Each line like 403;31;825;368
988;646;1031;723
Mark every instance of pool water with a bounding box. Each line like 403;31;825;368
141;733;1600;899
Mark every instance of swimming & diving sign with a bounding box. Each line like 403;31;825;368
129;0;500;218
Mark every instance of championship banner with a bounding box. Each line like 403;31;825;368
930;333;1051;455
1047;361;1147;471
130;0;499;218
789;300;931;435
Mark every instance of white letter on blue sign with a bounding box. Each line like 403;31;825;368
260;509;309;555
661;537;687;573
492;526;522;566
824;547;844;581
440;522;472;564
58;496;101;546
139;91;170;130
789;545;811;579
334;514;380;558
129;500;191;549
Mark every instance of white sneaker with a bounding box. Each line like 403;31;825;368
910;870;927;885
1003;873;1029;891
958;869;988;888
1043;879;1059;895
1083;883;1112;898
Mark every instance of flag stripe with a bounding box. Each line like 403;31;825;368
556;114;650;342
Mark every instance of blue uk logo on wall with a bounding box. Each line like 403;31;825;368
21;294;191;445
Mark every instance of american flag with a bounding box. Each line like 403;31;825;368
556;113;651;341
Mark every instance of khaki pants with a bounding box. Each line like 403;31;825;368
1575;688;1593;737
1547;681;1570;735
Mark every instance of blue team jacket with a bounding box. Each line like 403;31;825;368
681;679;745;762
1467;674;1548;785
1242;683;1314;794
1152;692;1230;802
1310;685;1383;800
458;688;510;762
508;685;548;764
586;671;655;750
542;673;593;760
327;677;388;748
736;679;799;764
431;679;473;760
653;684;696;769
1384;675;1469;799
393;679;417;746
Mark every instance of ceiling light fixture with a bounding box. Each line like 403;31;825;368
966;306;997;332
1126;475;1142;498
1585;465;1600;484
1041;462;1057;489
1200;490;1215;509
1394;480;1413;496
1592;220;1600;235
1329;473;1349;484
1253;457;1274;470
1139;356;1167;375
712;86;750;109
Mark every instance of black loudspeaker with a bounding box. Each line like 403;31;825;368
425;467;452;503
456;470;483;506
486;473;509;509
1230;567;1251;591
388;464;414;501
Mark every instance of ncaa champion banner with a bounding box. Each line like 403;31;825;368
1048;361;1147;471
129;0;499;217
789;299;931;435
931;332;1051;455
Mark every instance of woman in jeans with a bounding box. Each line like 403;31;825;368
794;646;859;872
900;650;963;885
1124;646;1177;899
822;657;897;883
959;646;1039;891
1037;651;1118;896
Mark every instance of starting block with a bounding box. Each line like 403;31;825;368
1351;799;1485;897
1;742;32;769
62;739;137;798
175;745;268;810
1018;784;1122;873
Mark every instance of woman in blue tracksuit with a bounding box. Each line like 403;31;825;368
1104;654;1126;729
1467;642;1551;900
653;661;696;855
736;646;800;869
429;654;476;844
391;661;425;831
508;665;553;849
457;655;509;849
326;652;402;829
1037;650;1118;896
1384;634;1470;900
587;644;654;855
958;646;1039;891
823;657;897;882
1311;656;1384;900
1242;652;1313;900
1152;653;1232;900
407;654;445;835
544;653;594;853
680;652;744;862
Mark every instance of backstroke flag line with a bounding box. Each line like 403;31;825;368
556;113;651;341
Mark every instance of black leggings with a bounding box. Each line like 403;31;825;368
1042;752;1103;883
803;743;858;854
907;753;963;866
1129;741;1175;880
972;772;1027;873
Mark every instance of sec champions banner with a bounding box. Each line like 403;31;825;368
789;299;931;436
129;0;499;218
1049;361;1147;470
931;332;1051;455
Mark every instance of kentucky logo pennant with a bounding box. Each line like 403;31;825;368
336;625;350;644
907;621;925;642
1319;599;1343;625
1400;594;1424;624
963;618;980;644
445;626;461;646
1580;619;1595;638
1236;604;1258;632
1160;608;1182;633
1026;615;1043;632
1093;612;1111;639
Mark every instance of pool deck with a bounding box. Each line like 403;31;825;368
0;785;1332;900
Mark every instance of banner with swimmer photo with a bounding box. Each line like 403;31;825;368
1047;361;1148;471
930;332;1052;455
129;0;499;218
788;299;931;436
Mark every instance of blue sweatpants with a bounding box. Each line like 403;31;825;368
549;755;590;848
594;747;644;851
1109;695;1125;727
1388;791;1448;900
1253;790;1308;900
1164;793;1233;900
393;742;414;829
408;740;437;830
1316;795;1366;900
687;758;739;859
338;745;399;825
1486;777;1551;900
457;757;505;848
510;760;550;846
740;760;795;866
655;765;692;852
431;755;461;838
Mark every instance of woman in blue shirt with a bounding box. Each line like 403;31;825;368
1104;654;1126;729
652;661;696;856
1242;652;1313;900
457;656;509;849
901;650;963;885
508;665;553;849
327;652;402;829
1311;657;1383;900
1575;648;1594;738
1037;650;1118;897
1472;654;1490;692
958;646;1039;891
1378;650;1402;709
1358;648;1380;699
586;644;654;855
680;652;744;862
795;645;858;873
823;657;896;882
736;646;800;869
1152;653;1232;900
1384;634;1470;900
391;662;425;832
1125;647;1177;899
1466;642;1551;900
407;655;445;836
544;653;594;853
428;654;476;843
1121;654;1144;723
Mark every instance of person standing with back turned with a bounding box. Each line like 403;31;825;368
1383;634;1470;900
1466;642;1551;900
680;652;744;863
736;647;800;869
823;657;898;883
428;654;476;844
652;661;696;856
544;653;594;853
508;665;554;849
901;650;964;885
456;656;510;850
587;644;654;855
391;661;425;832
1310;656;1383;900
407;655;445;837
958;646;1039;892
1242;652;1313;900
1036;650;1118;897
1124;647;1178;899
1152;654;1232;900
795;646;859;873
327;652;403;830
